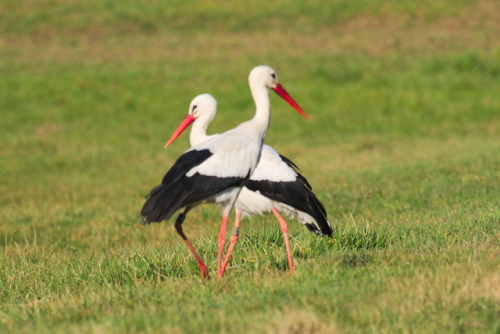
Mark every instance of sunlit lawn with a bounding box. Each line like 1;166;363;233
1;0;499;332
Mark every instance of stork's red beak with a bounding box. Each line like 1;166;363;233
272;83;308;119
164;114;196;148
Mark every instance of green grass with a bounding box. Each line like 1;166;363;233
1;0;499;333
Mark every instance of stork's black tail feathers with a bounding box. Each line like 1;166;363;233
141;183;180;224
140;150;210;224
245;154;333;237
141;149;248;225
140;171;244;225
302;190;332;237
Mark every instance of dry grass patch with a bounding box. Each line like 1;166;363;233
332;0;499;56
379;248;499;321
263;308;341;334
2;0;498;66
288;134;500;179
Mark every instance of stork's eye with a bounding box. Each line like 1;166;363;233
271;73;276;79
191;105;198;112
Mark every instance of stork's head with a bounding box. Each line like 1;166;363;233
248;65;279;90
164;93;217;148
248;65;308;119
188;93;217;120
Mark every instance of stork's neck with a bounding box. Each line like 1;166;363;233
249;83;271;140
190;116;211;147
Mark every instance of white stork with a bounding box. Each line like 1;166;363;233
165;93;332;277
141;65;307;279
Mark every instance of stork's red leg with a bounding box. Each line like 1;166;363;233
216;212;229;278
217;189;242;278
221;209;242;276
174;209;209;280
271;208;295;273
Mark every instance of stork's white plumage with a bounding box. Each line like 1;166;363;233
166;93;332;277
141;66;307;279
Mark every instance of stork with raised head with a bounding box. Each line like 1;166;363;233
165;93;332;277
141;66;307;280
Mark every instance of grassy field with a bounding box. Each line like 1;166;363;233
1;0;499;332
